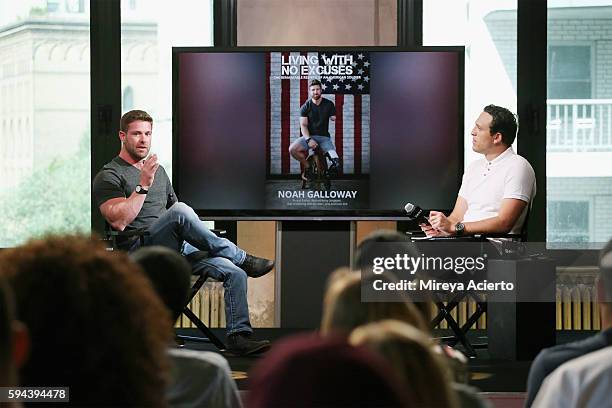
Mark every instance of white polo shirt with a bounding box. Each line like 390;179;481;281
458;147;536;234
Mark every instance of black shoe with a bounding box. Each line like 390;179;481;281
225;333;271;356
240;254;274;278
328;159;340;177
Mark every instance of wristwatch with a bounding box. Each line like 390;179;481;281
455;222;465;236
135;184;148;194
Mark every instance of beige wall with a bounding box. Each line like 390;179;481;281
237;0;397;46
356;221;397;245
237;221;277;327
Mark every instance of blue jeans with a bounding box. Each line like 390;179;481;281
135;202;252;336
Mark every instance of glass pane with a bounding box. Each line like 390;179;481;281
237;0;397;46
423;0;518;166
549;46;591;80
120;0;213;177
0;0;91;247
547;201;589;240
547;1;612;246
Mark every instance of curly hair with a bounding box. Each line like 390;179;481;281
0;235;172;407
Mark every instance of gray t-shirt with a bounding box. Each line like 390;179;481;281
92;156;177;242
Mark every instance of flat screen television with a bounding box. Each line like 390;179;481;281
172;47;464;220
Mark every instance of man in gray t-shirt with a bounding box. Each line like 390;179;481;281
289;79;341;181
92;110;273;356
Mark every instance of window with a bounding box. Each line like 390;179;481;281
46;0;60;13
0;0;91;247
423;0;518;166
120;0;213;177
547;1;612;246
237;0;397;46
548;45;591;99
122;86;134;111
547;201;589;243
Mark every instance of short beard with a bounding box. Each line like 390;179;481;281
126;145;148;161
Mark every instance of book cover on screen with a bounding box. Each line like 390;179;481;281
264;51;370;210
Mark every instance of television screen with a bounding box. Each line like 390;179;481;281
173;47;464;219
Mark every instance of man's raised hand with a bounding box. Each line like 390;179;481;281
140;154;158;188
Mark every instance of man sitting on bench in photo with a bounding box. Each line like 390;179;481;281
289;79;341;181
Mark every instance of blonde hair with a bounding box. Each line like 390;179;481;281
320;268;428;335
350;320;458;408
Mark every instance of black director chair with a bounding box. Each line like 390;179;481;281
411;212;530;357
105;226;226;350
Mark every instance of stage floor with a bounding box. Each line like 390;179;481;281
176;328;596;392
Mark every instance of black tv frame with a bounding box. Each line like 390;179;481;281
172;46;465;220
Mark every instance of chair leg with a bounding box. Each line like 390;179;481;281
432;292;481;357
176;274;226;350
444;312;477;357
181;307;226;350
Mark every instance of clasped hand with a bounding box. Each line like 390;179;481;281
419;210;453;237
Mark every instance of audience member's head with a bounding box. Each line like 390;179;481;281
0;277;28;387
354;229;432;321
350;319;458;408
247;333;412;408
598;239;612;328
354;229;417;267
0;235;172;407
130;246;192;323
320;267;428;336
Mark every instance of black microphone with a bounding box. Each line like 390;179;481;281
404;203;430;225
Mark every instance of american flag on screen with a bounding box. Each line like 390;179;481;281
266;51;371;176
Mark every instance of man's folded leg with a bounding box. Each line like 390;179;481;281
147;202;275;277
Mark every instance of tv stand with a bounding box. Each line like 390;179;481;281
277;220;355;329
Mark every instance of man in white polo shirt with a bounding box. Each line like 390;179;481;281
421;104;535;237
